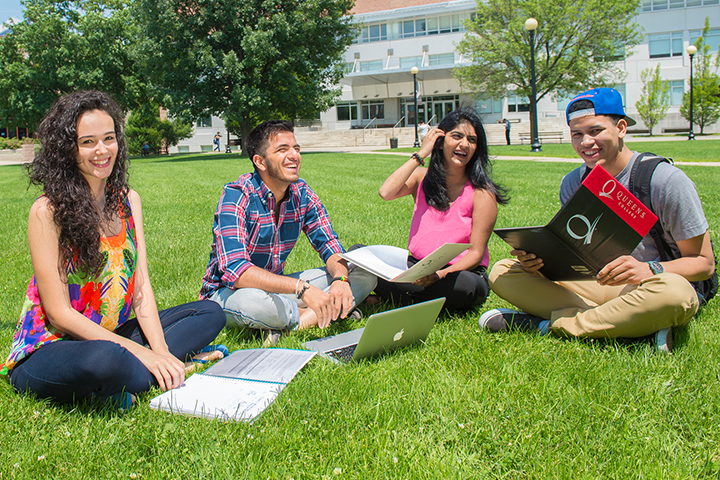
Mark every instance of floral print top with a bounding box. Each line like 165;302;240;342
2;205;137;373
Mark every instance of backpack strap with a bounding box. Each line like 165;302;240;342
628;152;675;261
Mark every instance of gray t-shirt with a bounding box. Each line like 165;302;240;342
559;152;708;262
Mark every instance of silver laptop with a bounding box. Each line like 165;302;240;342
303;298;445;363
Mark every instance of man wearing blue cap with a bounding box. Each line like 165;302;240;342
479;88;715;352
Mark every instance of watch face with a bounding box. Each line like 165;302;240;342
649;261;663;275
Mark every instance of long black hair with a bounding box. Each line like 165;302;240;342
423;107;509;211
25;90;130;276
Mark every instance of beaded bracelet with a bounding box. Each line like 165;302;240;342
331;276;351;287
411;152;425;167
297;281;311;300
294;278;302;297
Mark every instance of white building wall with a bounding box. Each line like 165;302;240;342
177;0;720;147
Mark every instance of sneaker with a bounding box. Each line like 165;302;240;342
478;308;546;333
653;327;673;354
347;308;363;322
262;329;282;347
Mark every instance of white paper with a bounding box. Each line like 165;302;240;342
203;348;316;384
340;243;471;282
148;348;316;422
150;374;283;422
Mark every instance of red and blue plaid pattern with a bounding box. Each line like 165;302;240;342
200;172;344;298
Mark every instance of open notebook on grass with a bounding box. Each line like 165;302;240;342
149;348;315;422
339;243;471;283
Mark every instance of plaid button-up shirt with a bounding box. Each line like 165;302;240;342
200;171;344;298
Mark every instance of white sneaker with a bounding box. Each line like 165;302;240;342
653;328;673;354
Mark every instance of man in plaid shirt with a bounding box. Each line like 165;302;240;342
201;120;376;344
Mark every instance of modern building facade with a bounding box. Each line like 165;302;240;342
170;0;720;152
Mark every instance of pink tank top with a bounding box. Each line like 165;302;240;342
407;179;489;268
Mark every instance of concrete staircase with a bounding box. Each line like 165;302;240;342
294;123;569;149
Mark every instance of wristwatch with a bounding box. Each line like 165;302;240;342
648;261;663;275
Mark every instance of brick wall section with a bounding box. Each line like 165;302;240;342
351;0;447;14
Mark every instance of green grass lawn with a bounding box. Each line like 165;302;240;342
388;138;720;162
2;152;720;478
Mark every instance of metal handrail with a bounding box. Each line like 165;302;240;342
362;117;378;143
392;116;406;138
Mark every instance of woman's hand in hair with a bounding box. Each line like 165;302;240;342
418;127;444;159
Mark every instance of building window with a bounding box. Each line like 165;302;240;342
400;56;423;69
476;97;502;114
670;80;684;105
361;101;384;120
336;102;358;121
690;28;720;54
507;94;530;113
196;117;212;128
359;60;383;72
360;23;387;43
614;84;627;108
354;12;471;43
643;0;718;9
428;53;455;66
648;32;683;58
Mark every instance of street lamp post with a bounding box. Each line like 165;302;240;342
411;66;420;148
525;17;541;152
687;45;697;141
226;128;232;153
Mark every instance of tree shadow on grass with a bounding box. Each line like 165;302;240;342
557;326;689;355
130;153;244;164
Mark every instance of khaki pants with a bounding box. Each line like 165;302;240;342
489;259;699;338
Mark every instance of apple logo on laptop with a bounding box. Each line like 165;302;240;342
393;329;404;342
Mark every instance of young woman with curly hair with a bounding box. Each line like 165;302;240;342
2;90;227;409
375;108;509;310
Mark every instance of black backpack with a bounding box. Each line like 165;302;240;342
627;153;718;308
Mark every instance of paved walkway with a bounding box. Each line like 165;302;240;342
2;134;717;167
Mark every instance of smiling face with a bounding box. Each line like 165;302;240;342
254;131;301;195
75;109;118;189
441;121;478;169
569;114;628;172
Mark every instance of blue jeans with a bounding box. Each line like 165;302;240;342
209;266;377;330
9;300;226;404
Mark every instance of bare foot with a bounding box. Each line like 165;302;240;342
297;307;319;330
363;294;381;306
184;349;225;374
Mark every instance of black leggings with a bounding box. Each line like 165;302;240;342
374;256;490;310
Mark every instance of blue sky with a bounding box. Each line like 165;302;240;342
1;0;24;24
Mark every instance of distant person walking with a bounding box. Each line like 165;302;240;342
213;132;221;152
418;121;430;141
503;118;511;145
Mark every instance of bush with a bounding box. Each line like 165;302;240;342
0;138;22;150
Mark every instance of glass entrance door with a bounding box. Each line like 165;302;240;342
432;100;455;124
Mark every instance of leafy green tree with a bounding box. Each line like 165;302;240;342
635;64;669;136
680;18;720;135
455;0;643;106
0;0;150;131
125;102;193;155
132;0;356;151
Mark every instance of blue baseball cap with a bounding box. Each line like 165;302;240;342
566;88;636;126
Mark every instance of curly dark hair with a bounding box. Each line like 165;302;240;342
25;90;130;276
423;107;509;211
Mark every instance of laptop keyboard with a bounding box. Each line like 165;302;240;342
329;344;357;362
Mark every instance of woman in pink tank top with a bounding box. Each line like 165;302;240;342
375;108;509;310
